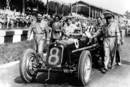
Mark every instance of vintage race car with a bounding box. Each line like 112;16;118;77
19;33;105;86
20;16;106;86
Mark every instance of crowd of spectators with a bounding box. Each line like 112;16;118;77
0;8;127;37
0;9;32;29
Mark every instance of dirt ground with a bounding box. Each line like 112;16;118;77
0;40;34;64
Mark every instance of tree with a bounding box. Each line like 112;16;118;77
124;11;130;19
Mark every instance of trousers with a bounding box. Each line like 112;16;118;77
103;37;116;69
34;34;49;54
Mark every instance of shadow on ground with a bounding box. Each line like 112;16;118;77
15;72;83;87
122;60;130;65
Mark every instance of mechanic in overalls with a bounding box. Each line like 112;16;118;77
92;12;121;73
102;12;121;72
28;14;50;58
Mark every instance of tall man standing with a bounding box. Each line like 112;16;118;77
28;14;50;59
102;11;121;71
92;11;121;73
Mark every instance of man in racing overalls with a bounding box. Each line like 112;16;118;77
28;14;51;58
92;12;121;73
103;12;121;71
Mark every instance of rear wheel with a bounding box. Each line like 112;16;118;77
78;50;92;86
19;49;39;82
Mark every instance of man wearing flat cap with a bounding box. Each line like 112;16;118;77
92;11;121;73
102;11;121;71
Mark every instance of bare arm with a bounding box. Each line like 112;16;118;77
92;27;102;38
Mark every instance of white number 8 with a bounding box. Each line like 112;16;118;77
48;47;59;65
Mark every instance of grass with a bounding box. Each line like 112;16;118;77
0;40;34;64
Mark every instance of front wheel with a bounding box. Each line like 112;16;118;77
19;49;39;83
78;50;92;86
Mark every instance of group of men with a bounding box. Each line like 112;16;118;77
28;11;123;73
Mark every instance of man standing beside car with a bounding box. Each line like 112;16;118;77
91;11;121;73
28;14;50;59
102;12;121;72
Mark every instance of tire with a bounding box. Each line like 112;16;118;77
19;49;38;83
78;50;92;86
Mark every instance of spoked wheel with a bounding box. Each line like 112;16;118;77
20;49;40;83
78;50;92;86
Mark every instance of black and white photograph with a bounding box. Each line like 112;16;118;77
0;0;130;87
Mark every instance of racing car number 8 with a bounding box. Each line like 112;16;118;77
48;47;60;66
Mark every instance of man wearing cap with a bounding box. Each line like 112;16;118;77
103;11;121;69
92;11;121;73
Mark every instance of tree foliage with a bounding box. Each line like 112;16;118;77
47;1;70;16
125;11;130;19
0;0;71;15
